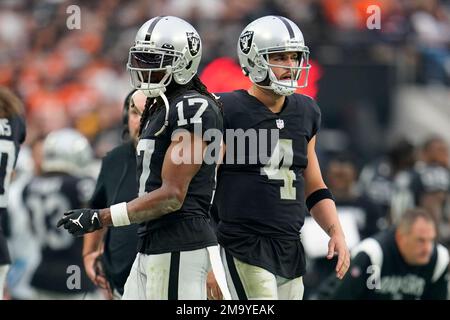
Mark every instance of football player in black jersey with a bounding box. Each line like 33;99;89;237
58;16;228;300
212;16;350;300
24;128;97;299
0;87;26;300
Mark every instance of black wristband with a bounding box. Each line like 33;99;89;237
306;188;335;211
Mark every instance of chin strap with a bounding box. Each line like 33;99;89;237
154;90;170;137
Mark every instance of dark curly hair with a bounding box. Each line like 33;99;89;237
0;86;24;118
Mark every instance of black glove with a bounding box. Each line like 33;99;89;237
56;208;102;237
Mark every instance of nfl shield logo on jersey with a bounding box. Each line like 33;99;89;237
276;119;284;129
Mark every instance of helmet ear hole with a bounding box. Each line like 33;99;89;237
186;60;193;70
247;58;255;68
258;74;271;86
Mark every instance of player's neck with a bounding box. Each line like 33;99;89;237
248;86;285;114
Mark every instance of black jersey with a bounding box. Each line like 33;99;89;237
318;228;449;300
136;90;223;254
0;114;26;264
215;90;321;278
23;172;96;294
90;141;139;294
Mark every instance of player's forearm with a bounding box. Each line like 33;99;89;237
83;228;106;256
309;199;345;238
127;187;184;223
99;186;185;226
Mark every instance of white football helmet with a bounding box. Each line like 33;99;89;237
127;16;202;98
237;16;311;96
42;128;93;175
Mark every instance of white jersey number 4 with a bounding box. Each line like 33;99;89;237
261;139;296;200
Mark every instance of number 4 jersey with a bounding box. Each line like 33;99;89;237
136;90;223;254
214;90;321;279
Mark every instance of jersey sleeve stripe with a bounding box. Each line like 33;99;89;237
432;244;450;283
351;238;384;268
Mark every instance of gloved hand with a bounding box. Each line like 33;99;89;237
57;208;102;237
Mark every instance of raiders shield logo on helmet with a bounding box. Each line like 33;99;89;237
186;32;200;56
239;30;254;54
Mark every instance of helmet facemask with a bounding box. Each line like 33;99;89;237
127;43;188;98
256;48;311;96
128;16;202;136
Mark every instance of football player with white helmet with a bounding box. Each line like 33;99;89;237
58;16;229;300
127;17;201;100
213;16;350;300
236;16;311;96
23;128;97;299
41;128;93;176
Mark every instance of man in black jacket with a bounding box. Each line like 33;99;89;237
317;208;449;300
82;89;144;298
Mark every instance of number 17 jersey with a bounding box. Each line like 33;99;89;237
136;90;223;254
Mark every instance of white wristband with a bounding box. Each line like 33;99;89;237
110;202;130;226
